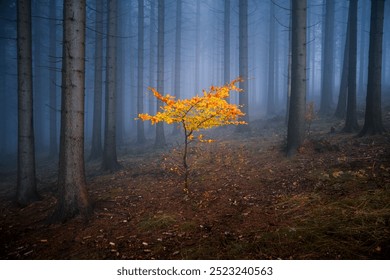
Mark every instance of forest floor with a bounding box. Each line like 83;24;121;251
1;110;390;260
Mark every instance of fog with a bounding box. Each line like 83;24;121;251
0;0;389;168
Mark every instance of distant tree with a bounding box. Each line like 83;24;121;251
359;0;386;136
267;1;276;116
194;0;200;93
319;0;335;115
224;0;231;90
90;0;104;160
238;0;249;129
172;0;182;135
53;0;91;221
16;0;39;206
48;0;58;158
343;0;359;132
286;0;306;157
148;0;157;119
334;12;350;119
137;0;146;143
155;0;166;148
103;0;121;171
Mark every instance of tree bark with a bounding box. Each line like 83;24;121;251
359;0;386;136
286;0;306;157
155;0;166;148
319;0;335;115
103;0;121;171
335;12;350;119
343;0;359;132
172;0;182;135
137;0;146;143
16;0;39;206
224;0;230;89
48;0;58;159
54;0;91;222
238;0;249;130
267;1;276;116
90;0;104;160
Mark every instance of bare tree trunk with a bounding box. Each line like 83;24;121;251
319;0;335;115
16;0;39;206
286;0;306;157
267;1;276;116
48;0;58;159
155;0;166;148
53;0;91;222
137;0;146;143
103;0;121;171
194;0;200;93
148;0;156;132
344;0;359;132
359;0;386;136
238;0;249;130
224;0;230;89
172;0;182;135
90;0;104;160
335;12;350;119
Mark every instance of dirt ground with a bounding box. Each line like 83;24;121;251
1;112;390;259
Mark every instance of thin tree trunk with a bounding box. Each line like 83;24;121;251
16;0;39;206
344;0;359;132
103;0;121;171
238;0;249;130
224;0;230;89
48;0;58;159
53;0;91;222
172;0;182;135
194;0;200;93
267;1;275;116
137;0;146;143
335;6;350;119
286;0;306;157
319;0;335;115
155;0;166;148
90;0;104;160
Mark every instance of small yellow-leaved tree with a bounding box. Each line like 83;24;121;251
139;78;247;190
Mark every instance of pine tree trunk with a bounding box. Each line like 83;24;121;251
90;0;104;160
137;0;146;143
238;0;249;130
286;0;307;157
224;0;230;88
319;0;335;115
172;0;182;135
155;0;166;148
359;0;386;136
344;0;359;132
103;0;121;170
267;1;276;116
17;0;39;206
54;0;91;221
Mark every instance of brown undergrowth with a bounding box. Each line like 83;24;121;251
1;113;390;259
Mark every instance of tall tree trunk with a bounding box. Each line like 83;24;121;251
267;1;276;116
116;0;124;146
359;0;386;136
194;0;200;93
335;6;350;119
238;0;249;130
54;0;91;221
172;0;182;135
344;0;359;132
48;0;58;159
286;0;306;157
103;0;121;171
155;0;166;148
137;0;146;143
224;0;230;88
319;0;335;115
90;0;104;160
148;0;156;129
358;0;369;98
17;0;39;206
